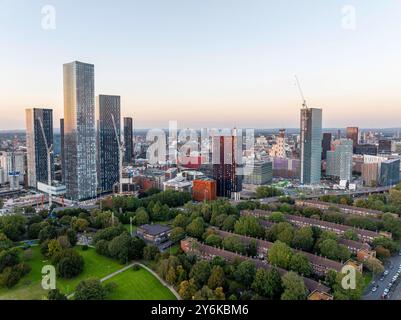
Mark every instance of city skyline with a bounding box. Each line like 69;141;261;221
1;0;401;130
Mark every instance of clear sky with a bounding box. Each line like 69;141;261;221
1;0;401;130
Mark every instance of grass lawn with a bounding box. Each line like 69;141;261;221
105;266;176;300
0;246;124;300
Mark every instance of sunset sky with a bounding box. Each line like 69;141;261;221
1;0;401;130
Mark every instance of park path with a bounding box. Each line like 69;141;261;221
67;261;181;300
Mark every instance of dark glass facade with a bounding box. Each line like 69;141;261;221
97;95;121;192
123;117;133;164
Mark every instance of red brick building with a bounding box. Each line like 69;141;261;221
192;178;217;201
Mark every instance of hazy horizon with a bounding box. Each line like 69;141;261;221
1;0;401;130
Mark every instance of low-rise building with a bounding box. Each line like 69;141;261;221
136;224;173;251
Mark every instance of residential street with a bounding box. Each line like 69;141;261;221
363;253;401;300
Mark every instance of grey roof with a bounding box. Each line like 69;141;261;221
138;224;172;235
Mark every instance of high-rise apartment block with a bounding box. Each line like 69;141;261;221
346;127;359;149
25;108;54;188
97;95;121;193
212;129;243;200
123;117;134;164
322;132;332;160
63;61;97;201
326;139;353;181
300;108;322;184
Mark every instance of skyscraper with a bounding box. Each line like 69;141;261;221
321;132;332;160
123;117;133;164
300;108;322;185
97;95;121;193
346;127;359;149
25;108;54;188
63;61;97;201
212;129;242;199
60;118;65;183
378;139;392;155
325;139;353;181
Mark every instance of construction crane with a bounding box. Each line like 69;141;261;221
295;75;308;109
111;114;124;195
38;117;54;208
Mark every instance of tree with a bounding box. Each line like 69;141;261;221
343;229;358;241
71;217;89;232
267;241;293;269
47;239;62;258
222;236;246;255
205;234;222;247
66;229;77;246
143;244;159;261
178;279;197;300
48;289;67;300
52;249;84;278
268;212;285;223
173;214;188;228
252;268;283;299
255;186;283;199
234;260;256;287
108;233;132;263
166;266;177;285
0;214;27;241
234;216;264;238
333;270;364;300
38;225;57;243
214;287;225;300
292;227;314;251
170;227;186;243
289;253;312;277
189;260;211;287
75;279;114;300
207;265;225;290
0;248;20;273
266;222;294;245
186;217;205;239
319;239;350;262
222;215;237;231
281;272;307;300
372;237;399;255
364;257;384;275
135;208;149;225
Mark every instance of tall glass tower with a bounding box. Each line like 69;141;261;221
300;108;322;185
25;108;54;188
97;95;121;193
63;61;97;201
123;117;133;164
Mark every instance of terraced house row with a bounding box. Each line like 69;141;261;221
241;209;391;243
211;228;343;276
295;199;384;218
180;237;332;298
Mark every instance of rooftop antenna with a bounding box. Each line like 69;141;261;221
295;75;308;109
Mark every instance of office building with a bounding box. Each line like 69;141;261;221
25;108;54;188
346;127;359;149
123;117;133;164
326;139;353;181
322;133;332;160
60;118;65;182
0;151;25;189
300;108;322;184
243;160;273;185
361;163;379;187
380;159;400;186
355;144;377;156
63;61;97;201
378;139;392;155
97;95;121;193
212;129;242;200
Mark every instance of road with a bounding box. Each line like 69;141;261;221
363;253;401;300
